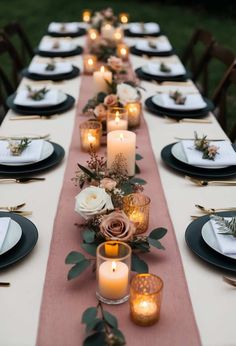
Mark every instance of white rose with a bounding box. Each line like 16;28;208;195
117;83;139;105
75;186;114;219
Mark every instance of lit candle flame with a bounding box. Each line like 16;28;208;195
90;32;97;40
88;133;96;144
121;48;127;56
119;133;124;141
115;111;120;124
120;15;128;24
88;58;93;66
111;261;117;272
100;66;105;73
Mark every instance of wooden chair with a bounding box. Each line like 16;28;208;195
181;28;215;79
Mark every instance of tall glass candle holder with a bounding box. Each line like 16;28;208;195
130;274;163;326
83;54;97;74
117;43;129;61
82;9;91;23
96;241;131;305
119;13;129;24
88;28;99;44
79;120;102;152
125;101;142;128
123;193;150;234
107;107;128;133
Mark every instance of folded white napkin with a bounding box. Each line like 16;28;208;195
0;218;11;251
14;88;61;107
136;37;172;52
210;218;236;254
181;140;236;167
28;61;73;75
48;22;79;33
152;93;207;111
0;140;44;163
129;22;160;34
142;62;186;76
38;40;76;52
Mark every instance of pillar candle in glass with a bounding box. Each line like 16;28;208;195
96;241;131;304
82;9;91;23
93;66;112;94
79;120;102;152
107;107;128;133
130;274;163;326
88;28;99;44
123;193;150;234
83;54;97;74
117;43;129;61
125;101;142;128
101;23;115;40
119;13;129;24
107;130;136;176
113;27;124;43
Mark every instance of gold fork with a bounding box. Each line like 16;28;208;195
9;115;58;120
195;204;236;214
223;276;236;287
185;176;236;186
0;203;26;211
164;116;212;124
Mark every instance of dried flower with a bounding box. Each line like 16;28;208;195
8;138;31;156
107;56;123;72
27;85;49;101
194;132;219;160
169;90;186;105
100;178;117;191
94;103;107;121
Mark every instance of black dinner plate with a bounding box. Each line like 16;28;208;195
0;212;38;270
161;142;236;179
135;67;191;82
124;28;161;37
0;142;65;177
145;96;214;119
47;27;86;37
35;46;83;57
21;66;80;81
7;93;75;116
185;211;236;273
130;45;175;57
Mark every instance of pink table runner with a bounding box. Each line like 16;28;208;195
37;71;201;345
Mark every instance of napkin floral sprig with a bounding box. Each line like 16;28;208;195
169;90;186;105
8;138;31;156
211;215;236;237
194;132;219;160
160;62;171;73
45;61;56;71
27;85;49;101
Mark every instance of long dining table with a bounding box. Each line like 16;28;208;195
0;25;236;346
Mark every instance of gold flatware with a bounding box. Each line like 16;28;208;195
195;204;236;214
0;203;26;211
161;81;195;87
0;134;50;140
9;115;58;120
165;117;212;124
0;282;10;287
185;176;236;186
223;276;236;287
0;177;45;183
176;137;226;141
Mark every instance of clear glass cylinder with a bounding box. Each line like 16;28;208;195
123;193;150;234
130;273;163;326
96;241;131;305
125;101;142;128
79;120;102;152
107;107;128;133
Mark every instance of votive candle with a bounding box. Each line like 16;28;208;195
93;66;112;94
88;28;99;43
119;13;129;24
82;9;91;23
83;54;97;74
79;120;101;152
113;27;124;43
126;101;142;128
117;43;129;61
107;107;128;133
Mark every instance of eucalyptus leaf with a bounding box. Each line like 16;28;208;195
135;153;143;161
82;243;98;257
103;311;118;329
149;227;167;240
97;92;107;103
135;163;141;174
148;238;165;250
131;253;149;273
86;319;102;332
82;307;97;325
65;251;85;264
112;328;126;345
120;181;133;195
67;259;91;280
83;332;107;346
130;177;147;185
83;229;96;244
77;163;97;180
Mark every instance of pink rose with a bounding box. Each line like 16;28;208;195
99;210;135;241
100;178;117;191
107;56;123;72
94;103;107;121
104;94;118;107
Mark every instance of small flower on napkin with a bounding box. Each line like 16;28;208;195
8;138;31;156
159;62;171;73
45;61;56;71
194;132;219;160
27;85;49;101
169;90;186;105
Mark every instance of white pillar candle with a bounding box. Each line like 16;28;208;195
93;66;112;94
107;130;136;176
107;112;128;132
98;261;129;300
101;24;115;40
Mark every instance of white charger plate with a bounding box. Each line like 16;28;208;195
14;90;67;109
0;141;54;166
142;63;186;77
0;219;22;255
201;220;236;260
171;142;227;169
152;93;207;111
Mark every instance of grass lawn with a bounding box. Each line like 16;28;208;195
0;0;235;132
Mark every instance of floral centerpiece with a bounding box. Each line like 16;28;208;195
90;8;119;32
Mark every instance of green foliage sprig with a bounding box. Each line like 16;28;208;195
194;132;219;160
27;85;49;101
211;215;236;237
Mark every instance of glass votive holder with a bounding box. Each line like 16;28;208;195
79;120;102;152
82;9;91;23
117;43;129;61
83;54;97;74
96;241;132;305
113;27;124;43
88;28;99;44
130;273;163;326
123;193;150;234
107;107;128;133
125;101;142;128
119;13;129;24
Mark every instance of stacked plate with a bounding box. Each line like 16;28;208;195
125;22;161;37
22;61;80;81
0;212;38;270
185;212;236;272
35;38;83;57
7;88;75;116
47;22;86;37
131;36;174;57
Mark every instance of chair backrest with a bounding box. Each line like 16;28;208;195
181;28;215;75
3;21;34;64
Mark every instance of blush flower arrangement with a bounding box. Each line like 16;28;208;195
90;7;119;32
194;131;219;160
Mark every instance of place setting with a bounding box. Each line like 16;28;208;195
0;211;38;270
130;35;174;57
161;132;236;179
0;135;65;176
125;22;161;37
21;59;80;81
35;37;83;57
6;84;75;116
47;22;87;37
